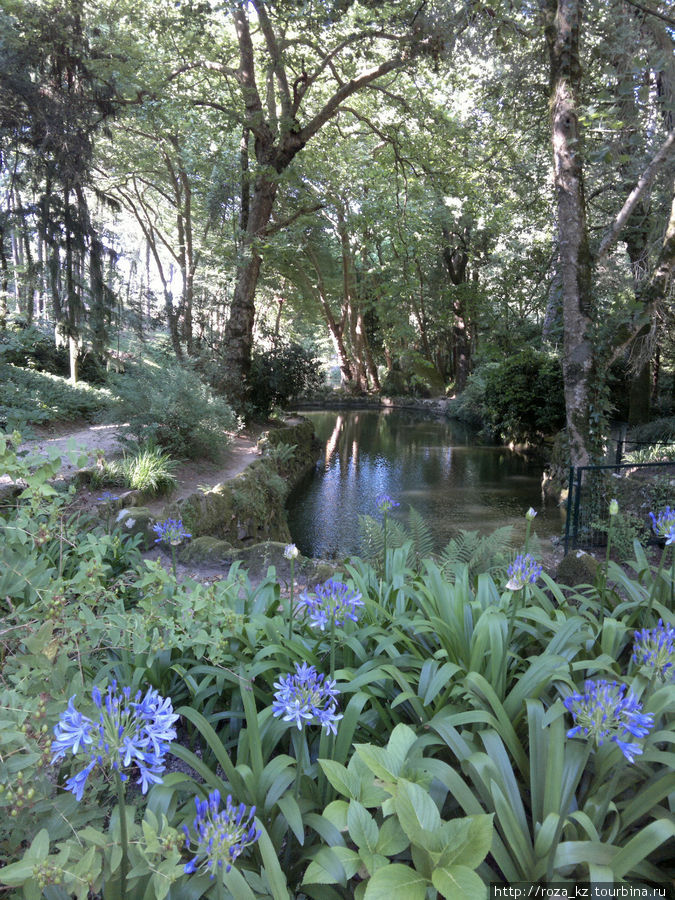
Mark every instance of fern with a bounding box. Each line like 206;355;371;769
438;525;514;581
406;507;435;569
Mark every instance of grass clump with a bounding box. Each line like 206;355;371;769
94;445;178;495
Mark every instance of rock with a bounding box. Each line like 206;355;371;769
556;551;599;587
115;507;157;549
178;536;234;564
164;418;320;547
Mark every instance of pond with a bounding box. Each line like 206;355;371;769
286;409;564;558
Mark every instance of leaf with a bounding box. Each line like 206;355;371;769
319;758;359;798
394;780;441;843
27;828;50;861
363;863;428;900
431;865;487;900
376;816;409;857
303;847;359;886
0;860;34;887
347;800;379;853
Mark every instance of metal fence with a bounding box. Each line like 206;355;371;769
564;460;675;553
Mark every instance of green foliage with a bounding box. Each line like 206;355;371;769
359;506;513;579
94;445;179;495
248;343;325;414
624;444;675;464
448;366;496;430
485;349;566;444
630;417;675;444
0;323;107;384
108;359;238;459
1;430;674;898
0;364;112;429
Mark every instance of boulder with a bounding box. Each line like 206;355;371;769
556;550;599;587
178;536;234;564
115;507;157;549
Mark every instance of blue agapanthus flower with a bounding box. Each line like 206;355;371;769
153;518;192;546
97;491;120;503
297;579;363;631
506;553;542;590
563;679;654;763
376;494;400;512
633;620;675;682
272;662;343;734
51;682;178;800
183;790;260;878
649;506;675;545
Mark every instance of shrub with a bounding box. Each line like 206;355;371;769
485;348;565;443
108;360;238;459
0;322;107;384
630;416;675;444
0;364;112;428
248;342;324;413
449;364;497;429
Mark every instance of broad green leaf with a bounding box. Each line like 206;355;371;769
376;815;409;856
347;800;379;853
363;863;428;900
394;779;441;843
302;847;359;886
432;865;487;900
319;758;359;798
0;860;34;887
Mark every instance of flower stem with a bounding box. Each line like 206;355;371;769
329;614;336;684
599;516;614;607
524;519;532;554
644;543;669;624
288;558;295;641
115;772;129;899
383;511;388;576
594;759;624;835
170;545;177;580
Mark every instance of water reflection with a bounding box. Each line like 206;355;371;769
287;410;563;558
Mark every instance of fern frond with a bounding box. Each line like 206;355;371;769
407;506;435;568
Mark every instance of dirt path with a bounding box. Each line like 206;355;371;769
143;432;261;516
9;421;262;510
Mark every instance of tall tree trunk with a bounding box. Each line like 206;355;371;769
219;177;277;401
545;0;595;468
303;247;354;386
0;222;8;329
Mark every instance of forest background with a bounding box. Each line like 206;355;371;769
0;0;673;467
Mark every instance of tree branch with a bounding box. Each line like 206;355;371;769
596;127;675;262
264;202;324;236
251;0;293;121
623;0;675;26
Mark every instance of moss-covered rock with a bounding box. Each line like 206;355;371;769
115;507;156;549
178;536;234;564
163;418;320;547
556;551;599;587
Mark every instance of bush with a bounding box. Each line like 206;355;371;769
449;365;497;429
485;348;565;443
248;342;324;414
108;359;238;459
630;416;675;444
0;364;112;428
0;323;107;384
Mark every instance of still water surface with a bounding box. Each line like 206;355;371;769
286;409;564;558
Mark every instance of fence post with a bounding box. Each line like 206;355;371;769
564;466;575;555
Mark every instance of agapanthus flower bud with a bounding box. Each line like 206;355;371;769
526;507;537;520
284;543;299;560
376;494;400;512
505;553;542;591
609;498;619;517
563;679;654;763
272;662;343;734
183;790;260;878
